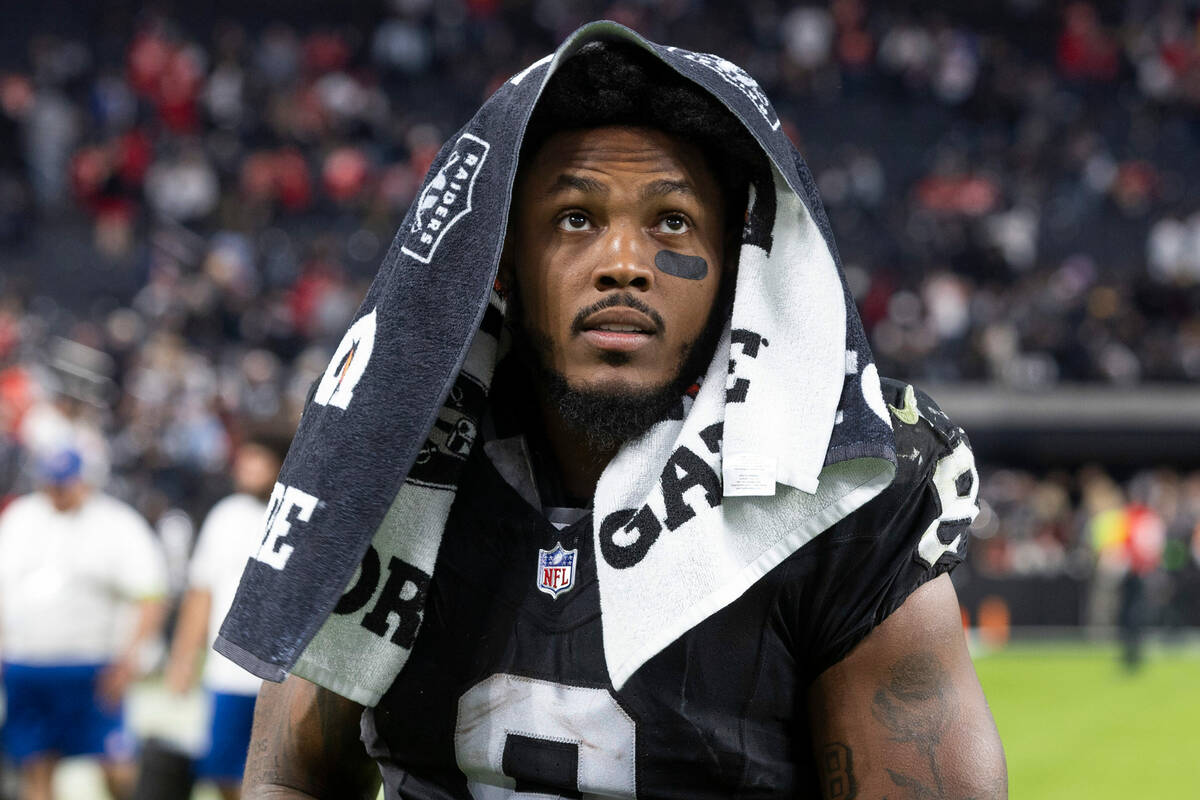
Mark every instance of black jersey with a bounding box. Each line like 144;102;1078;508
362;378;977;799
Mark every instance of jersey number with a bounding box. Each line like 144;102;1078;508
455;674;637;799
916;439;978;567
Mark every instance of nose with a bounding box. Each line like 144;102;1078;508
593;222;655;292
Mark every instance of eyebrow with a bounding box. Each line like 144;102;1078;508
544;173;607;197
638;178;696;202
541;174;698;202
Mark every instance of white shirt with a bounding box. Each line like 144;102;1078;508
188;493;265;695
0;492;166;665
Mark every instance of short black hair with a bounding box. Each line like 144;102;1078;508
520;40;770;241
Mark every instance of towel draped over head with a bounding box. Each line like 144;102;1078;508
215;21;897;706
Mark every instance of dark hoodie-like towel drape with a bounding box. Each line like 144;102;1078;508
216;21;897;706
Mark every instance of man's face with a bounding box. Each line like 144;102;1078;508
509;126;727;398
234;443;282;501
44;480;87;512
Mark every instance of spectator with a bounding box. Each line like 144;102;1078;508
0;448;167;800
165;436;286;800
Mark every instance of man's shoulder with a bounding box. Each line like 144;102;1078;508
0;492;48;525
205;493;267;524
877;376;971;485
196;493;268;558
85;492;150;529
832;377;975;541
773;379;977;679
2;492;42;512
878;377;967;449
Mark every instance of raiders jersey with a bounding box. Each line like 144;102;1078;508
362;378;977;799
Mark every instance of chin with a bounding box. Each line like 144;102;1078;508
569;367;668;399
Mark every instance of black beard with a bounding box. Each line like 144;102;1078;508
534;341;696;453
511;289;729;453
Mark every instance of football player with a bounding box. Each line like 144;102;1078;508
241;39;1006;800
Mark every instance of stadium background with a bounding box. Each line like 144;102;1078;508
0;0;1197;796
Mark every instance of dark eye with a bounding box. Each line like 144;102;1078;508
655;214;690;234
559;212;592;231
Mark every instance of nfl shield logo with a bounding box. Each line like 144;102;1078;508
536;543;577;599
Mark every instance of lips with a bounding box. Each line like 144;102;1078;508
579;308;658;335
578;307;658;353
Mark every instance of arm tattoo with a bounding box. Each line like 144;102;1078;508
244;679;377;798
818;743;858;799
870;651;954;799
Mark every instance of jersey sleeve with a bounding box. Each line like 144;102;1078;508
793;380;979;684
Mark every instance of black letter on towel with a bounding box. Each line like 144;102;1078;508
727;328;767;404
360;558;431;648
334;545;381;615
599;506;663;569
699;422;723;455
661;446;722;531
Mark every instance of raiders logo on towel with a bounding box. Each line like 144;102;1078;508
402;134;490;264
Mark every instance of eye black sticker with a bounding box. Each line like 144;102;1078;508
655;250;708;280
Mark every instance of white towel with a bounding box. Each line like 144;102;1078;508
593;168;894;689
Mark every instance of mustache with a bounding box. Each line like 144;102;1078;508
570;292;666;335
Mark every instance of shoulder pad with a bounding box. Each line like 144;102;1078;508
878;378;964;447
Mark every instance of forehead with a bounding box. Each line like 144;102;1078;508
519;126;721;197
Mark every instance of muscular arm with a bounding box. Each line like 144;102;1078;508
243;674;381;800
808;574;1006;799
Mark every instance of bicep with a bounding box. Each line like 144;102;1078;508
244;675;380;800
807;574;1007;799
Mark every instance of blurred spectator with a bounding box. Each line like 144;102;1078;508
1089;495;1166;668
1057;2;1120;81
0;448;167;800
165;436;286;800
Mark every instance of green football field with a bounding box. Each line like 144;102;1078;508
46;639;1200;798
973;640;1200;798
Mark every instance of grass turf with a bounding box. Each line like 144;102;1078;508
974;641;1200;798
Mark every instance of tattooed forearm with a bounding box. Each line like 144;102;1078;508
870;651;954;799
818;743;858;799
244;677;379;799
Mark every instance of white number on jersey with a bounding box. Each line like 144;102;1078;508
455;673;637;799
916;439;978;567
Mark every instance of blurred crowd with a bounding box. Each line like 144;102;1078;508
1;5;1198;795
971;465;1200;580
0;1;1197;533
967;464;1200;635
